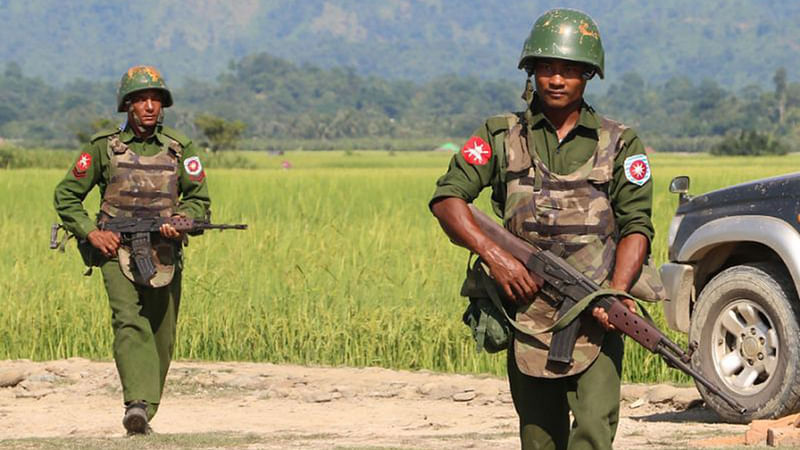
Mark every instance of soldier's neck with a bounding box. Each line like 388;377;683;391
543;102;581;142
131;126;156;140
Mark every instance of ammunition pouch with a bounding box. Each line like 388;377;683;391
462;297;510;354
460;257;511;353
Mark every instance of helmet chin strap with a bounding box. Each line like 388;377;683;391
521;76;534;105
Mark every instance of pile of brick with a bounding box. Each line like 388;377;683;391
691;413;800;448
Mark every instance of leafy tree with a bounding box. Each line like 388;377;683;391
710;130;788;156
774;67;787;125
194;114;247;152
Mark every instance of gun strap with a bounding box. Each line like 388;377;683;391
51;225;75;253
478;267;650;337
57;232;74;252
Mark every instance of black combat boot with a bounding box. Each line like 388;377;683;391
122;401;151;435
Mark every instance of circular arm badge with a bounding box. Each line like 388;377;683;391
461;136;492;165
183;156;205;182
623;154;651;186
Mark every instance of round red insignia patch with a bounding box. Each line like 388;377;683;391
183;156;203;175
461;136;492;165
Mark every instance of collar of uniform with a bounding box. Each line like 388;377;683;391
525;93;600;131
119;125;165;144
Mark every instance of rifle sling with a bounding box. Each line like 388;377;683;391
478;266;650;337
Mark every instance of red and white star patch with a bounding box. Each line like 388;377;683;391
72;152;92;178
461;136;492;165
623;154;651;186
183;156;205;182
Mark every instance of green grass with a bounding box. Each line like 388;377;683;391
2;151;799;383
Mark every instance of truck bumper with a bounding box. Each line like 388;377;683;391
659;262;694;334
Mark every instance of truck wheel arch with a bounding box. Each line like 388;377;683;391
678;215;800;299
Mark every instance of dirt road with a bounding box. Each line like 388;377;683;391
0;359;750;449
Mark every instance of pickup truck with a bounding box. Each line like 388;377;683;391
661;174;800;422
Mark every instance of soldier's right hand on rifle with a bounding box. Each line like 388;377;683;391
88;229;120;258
159;222;183;240
484;245;542;303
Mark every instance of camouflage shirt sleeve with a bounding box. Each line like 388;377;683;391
429;124;501;208
610;128;654;244
53;141;104;239
175;140;211;220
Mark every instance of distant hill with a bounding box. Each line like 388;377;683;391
3;51;798;150
2;0;798;87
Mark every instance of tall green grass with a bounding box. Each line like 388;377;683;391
1;151;798;383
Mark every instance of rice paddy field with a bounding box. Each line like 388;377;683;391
1;150;798;383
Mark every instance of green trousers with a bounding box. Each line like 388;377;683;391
101;260;181;421
507;331;624;450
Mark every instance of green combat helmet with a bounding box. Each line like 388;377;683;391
518;8;605;79
116;66;173;112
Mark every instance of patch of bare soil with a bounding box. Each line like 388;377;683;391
0;359;750;449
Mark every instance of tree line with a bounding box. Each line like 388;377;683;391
1;54;798;154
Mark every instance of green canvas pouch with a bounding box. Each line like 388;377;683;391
460;256;511;353
462;296;510;354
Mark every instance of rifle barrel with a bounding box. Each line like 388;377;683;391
655;342;747;414
196;224;248;230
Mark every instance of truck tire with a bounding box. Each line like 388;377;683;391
689;262;800;423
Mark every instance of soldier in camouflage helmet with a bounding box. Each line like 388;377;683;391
54;65;210;435
430;9;658;449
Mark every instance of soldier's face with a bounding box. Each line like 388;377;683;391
533;58;587;111
129;89;163;127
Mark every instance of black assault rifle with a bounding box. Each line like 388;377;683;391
468;204;746;414
98;216;247;282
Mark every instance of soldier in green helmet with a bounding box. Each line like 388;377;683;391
54;65;210;435
430;8;660;449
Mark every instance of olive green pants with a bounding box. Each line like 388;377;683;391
507;332;624;450
101;260;181;421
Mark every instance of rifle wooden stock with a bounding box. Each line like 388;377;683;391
467;204;746;414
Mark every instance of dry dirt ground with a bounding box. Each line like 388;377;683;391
0;359;758;449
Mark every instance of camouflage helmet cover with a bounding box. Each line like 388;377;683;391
116;66;173;112
518;8;605;79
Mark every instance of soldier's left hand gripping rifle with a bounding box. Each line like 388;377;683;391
51;217;247;281
467;204;746;415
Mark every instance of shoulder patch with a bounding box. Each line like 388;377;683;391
159;126;191;147
183;155;205;182
461;136;492;166
89;128;119;143
623;154;651;186
72;152;92;178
